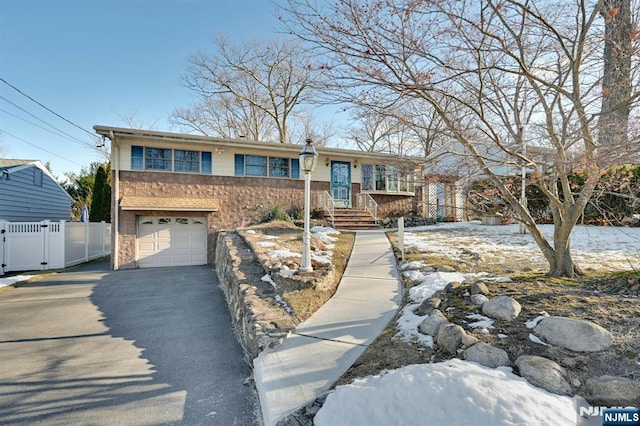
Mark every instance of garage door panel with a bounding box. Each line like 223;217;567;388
137;216;207;268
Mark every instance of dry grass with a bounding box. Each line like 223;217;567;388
240;222;640;394
238;220;355;323
343;230;640;389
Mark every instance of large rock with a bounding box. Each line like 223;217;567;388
416;297;441;316
418;310;449;336
437;265;457;273
471;282;490;296
436;323;467;355
482;296;521;321
444;281;462;293
515;355;573;396
585;375;640;407
463;342;510;368
533;316;612;352
470;294;489;307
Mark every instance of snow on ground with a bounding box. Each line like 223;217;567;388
0;275;34;289
315;359;577;426
263;226;340;270
267;248;301;259
465;313;495;330
317;222;640;425
261;274;292;314
403;221;640;272
396;268;478;346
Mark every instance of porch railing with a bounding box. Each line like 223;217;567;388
356;193;378;221
315;191;336;224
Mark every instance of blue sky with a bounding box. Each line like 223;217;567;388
0;0;286;178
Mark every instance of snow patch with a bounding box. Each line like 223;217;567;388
0;275;34;289
465;313;495;329
315;359;577;426
528;333;550;346
526;315;549;329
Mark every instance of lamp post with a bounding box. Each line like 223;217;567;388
299;138;318;273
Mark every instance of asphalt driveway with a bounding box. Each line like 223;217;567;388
0;260;259;425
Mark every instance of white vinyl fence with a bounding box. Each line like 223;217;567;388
0;220;111;276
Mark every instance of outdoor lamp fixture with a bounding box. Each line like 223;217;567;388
299;137;318;273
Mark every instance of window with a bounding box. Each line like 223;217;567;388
388;166;398;191
375;165;386;191
201;152;212;174
175;150;200;173
234;154;245;176
145;148;172;171
361;164;373;191
361;163;415;195
131;146;212;174
291;158;300;179
246;155;268;176
234;154;299;179
33;168;43;186
269;157;289;177
132;146;144;170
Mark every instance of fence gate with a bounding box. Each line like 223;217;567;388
0;220;65;275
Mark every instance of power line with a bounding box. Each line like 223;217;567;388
0;99;96;149
0;77;97;140
0;129;85;167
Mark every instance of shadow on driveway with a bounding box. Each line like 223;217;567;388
0;260;259;425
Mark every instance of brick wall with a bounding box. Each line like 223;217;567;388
113;171;423;268
115;171;329;268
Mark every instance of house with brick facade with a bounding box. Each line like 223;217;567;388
94;126;435;270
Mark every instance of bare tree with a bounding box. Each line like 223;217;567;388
114;108;161;130
172;95;275;141
282;0;640;277
599;0;634;146
172;37;323;143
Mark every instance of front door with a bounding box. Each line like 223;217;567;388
331;161;351;207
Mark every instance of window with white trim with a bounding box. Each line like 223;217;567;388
234;154;299;179
361;163;415;194
131;146;212;174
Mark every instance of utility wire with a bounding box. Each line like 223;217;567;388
0;77;97;140
0;101;96;149
0;129;85;167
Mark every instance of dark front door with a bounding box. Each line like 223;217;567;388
331;161;351;207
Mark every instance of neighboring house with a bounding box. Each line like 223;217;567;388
94;126;433;270
0;159;73;221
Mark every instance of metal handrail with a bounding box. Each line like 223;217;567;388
315;191;336;224
356;193;378;221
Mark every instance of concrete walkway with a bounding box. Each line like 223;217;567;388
254;230;402;425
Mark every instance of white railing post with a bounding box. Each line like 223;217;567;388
0;220;5;276
101;221;106;256
58;220;66;269
84;220;89;263
357;193;378;221
319;190;335;225
42;220;50;270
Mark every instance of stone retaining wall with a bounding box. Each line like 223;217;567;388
215;231;297;362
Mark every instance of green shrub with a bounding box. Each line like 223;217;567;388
261;204;292;223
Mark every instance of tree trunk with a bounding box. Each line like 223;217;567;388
599;0;632;147
549;235;583;278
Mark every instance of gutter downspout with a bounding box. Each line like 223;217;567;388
110;130;120;270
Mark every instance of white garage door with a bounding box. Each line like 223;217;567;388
137;216;207;268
